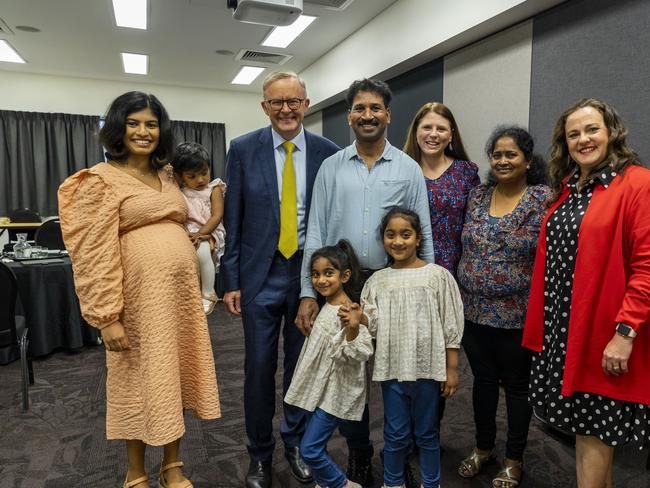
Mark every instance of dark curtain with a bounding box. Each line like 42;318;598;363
0;110;226;216
0;111;103;216
171;120;226;180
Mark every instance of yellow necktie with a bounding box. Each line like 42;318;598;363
278;141;298;258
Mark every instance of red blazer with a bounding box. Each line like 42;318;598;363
523;165;650;404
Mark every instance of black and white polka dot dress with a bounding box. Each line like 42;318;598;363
529;169;650;448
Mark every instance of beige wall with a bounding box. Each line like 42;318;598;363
0;71;268;145
443;21;533;177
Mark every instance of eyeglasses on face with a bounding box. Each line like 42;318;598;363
265;98;305;111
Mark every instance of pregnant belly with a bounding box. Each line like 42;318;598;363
120;221;197;279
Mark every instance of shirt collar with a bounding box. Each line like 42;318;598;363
567;164;618;190
271;126;305;153
347;139;394;163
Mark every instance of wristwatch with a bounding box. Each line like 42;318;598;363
616;323;637;338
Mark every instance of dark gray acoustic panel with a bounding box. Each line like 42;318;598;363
387;58;444;150
530;0;650;163
322;99;351;149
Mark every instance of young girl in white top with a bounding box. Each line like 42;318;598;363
284;239;373;488
341;207;464;488
172;142;226;315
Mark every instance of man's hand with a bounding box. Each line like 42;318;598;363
223;290;242;316
295;297;319;336
101;321;131;352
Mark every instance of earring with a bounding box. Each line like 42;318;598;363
448;140;453;152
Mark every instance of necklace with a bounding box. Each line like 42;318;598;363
491;185;528;215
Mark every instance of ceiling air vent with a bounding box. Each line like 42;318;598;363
235;49;293;65
305;0;355;10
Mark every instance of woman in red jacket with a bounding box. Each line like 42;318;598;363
523;98;650;488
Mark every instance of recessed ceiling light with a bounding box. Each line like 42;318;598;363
112;0;148;29
231;66;266;85
0;40;26;63
15;25;41;33
261;15;316;49
121;52;148;75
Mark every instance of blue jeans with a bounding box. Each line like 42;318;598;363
300;408;356;488
382;379;441;488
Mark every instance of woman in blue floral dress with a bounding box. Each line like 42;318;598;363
456;126;550;488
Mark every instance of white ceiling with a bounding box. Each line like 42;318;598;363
0;0;398;92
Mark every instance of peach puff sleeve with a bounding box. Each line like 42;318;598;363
58;169;123;329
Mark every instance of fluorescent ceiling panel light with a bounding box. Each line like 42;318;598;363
231;66;266;85
261;15;316;48
121;52;148;74
0;40;26;63
112;0;148;29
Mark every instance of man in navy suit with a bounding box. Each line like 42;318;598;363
221;71;339;488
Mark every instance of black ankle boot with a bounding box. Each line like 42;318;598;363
347;447;373;486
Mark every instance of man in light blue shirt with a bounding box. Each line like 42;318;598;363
295;78;434;487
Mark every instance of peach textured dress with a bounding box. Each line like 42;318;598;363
58;162;221;446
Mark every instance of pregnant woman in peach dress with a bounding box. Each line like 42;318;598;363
58;92;220;488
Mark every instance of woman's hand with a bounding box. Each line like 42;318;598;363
602;333;634;376
100;321;131;352
441;366;459;397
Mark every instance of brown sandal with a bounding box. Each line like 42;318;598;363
158;461;193;488
123;475;149;488
492;461;523;487
458;448;496;478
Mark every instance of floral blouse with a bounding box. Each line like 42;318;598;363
457;183;551;329
425;159;480;276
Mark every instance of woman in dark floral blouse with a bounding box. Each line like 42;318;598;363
403;102;480;276
456;126;550;488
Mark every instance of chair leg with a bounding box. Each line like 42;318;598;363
20;333;29;411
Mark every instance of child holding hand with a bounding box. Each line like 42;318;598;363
340;207;464;488
285;239;372;488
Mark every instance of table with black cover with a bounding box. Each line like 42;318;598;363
6;257;101;356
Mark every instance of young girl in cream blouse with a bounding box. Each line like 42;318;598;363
341;207;464;488
284;239;372;488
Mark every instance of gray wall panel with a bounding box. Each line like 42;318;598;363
444;21;533;176
530;0;650;163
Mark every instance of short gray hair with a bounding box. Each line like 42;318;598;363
262;71;307;97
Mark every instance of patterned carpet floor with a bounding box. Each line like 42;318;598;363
1;304;648;487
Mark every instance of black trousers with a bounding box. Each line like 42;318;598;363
462;320;532;461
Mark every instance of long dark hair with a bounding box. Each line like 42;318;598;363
485;125;548;186
379;207;423;264
310;239;362;302
99;91;175;168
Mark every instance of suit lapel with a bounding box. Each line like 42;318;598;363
258;127;280;224
304;131;321;222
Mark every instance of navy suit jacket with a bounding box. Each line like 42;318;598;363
221;126;340;305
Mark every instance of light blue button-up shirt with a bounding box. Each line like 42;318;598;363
300;140;435;298
272;127;308;248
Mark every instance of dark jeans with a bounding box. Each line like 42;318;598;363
300;408;353;488
381;379;441;488
462;320;533;461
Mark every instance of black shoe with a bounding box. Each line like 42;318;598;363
347;447;374;486
246;459;272;488
284;446;313;483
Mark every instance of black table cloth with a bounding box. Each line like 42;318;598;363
6;257;101;356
